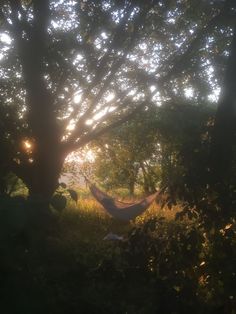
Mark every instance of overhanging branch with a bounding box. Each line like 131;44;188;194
63;101;147;154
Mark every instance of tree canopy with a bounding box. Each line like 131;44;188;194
93;106;160;194
1;2;236;312
0;0;235;200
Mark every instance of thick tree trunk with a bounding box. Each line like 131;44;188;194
210;23;236;212
11;143;66;204
11;1;64;204
27;164;61;202
26;148;65;202
211;29;236;175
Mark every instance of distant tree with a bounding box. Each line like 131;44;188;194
155;100;215;204
0;0;234;202
93;106;160;194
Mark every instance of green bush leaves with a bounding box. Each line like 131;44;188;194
67;189;78;203
50;185;78;211
50;194;67;211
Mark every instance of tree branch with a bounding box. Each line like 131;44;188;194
63;101;147;154
66;5;151;143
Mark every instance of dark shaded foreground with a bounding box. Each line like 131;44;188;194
1;196;236;314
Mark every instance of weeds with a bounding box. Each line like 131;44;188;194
1;193;235;313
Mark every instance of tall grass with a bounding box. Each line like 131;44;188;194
55;193;181;269
3;190;234;313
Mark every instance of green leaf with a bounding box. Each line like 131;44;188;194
21;0;32;6
67;189;78;203
50;194;67;211
59;182;67;189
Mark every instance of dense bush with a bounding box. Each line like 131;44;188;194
89;217;236;313
1;195;236;313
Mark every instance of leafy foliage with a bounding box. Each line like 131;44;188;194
50;194;67;212
0;0;234;198
0;193;236;313
50;183;78;211
67;189;78;203
93;105;160;193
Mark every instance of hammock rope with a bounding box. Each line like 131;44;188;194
85;177;159;221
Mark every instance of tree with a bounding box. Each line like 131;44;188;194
0;0;234;202
156;100;215;205
164;4;236;224
210;18;236;214
93;106;160;195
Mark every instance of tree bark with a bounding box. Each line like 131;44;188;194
128;179;135;196
27;152;64;202
8;0;64;202
210;21;236;211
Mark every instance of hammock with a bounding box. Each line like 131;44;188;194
88;182;159;221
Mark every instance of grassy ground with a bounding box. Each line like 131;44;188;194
60;192;178;238
54;192;178;268
3;190;235;313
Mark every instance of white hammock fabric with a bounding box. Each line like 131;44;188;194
89;183;159;221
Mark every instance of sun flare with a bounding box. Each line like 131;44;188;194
23;140;32;151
